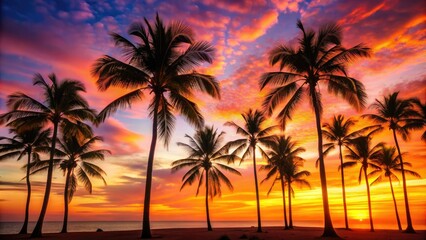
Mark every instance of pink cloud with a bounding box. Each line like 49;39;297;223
271;0;303;12
201;0;267;14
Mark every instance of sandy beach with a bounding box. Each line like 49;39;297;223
1;226;425;240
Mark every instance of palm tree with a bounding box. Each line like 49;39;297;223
224;109;275;232
283;155;310;228
91;14;220;239
261;135;305;230
49;135;109;233
342;135;382;232
171;126;241;231
260;19;370;237
0;127;50;234
368;146;421;230
0;73;96;237
363;92;422;233
322;115;378;230
412;99;426;142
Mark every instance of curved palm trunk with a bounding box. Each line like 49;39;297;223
280;176;289;229
288;180;293;229
310;87;338;237
141;97;160;239
19;150;32;234
205;170;212;231
252;145;262;232
392;130;415;233
388;175;402;230
363;166;374;232
31;122;59;238
338;145;349;230
61;169;71;233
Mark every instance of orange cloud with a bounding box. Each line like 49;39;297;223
230;10;279;42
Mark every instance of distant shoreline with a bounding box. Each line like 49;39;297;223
1;226;426;240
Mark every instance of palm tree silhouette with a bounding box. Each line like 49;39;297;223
283;154;310;228
368;146;421;230
224;109;275;232
322;115;378;230
363;92;422;233
342;135;382;232
171;126;241;231
261;135;305;229
0;73;96;237
92;14;220;238
412;99;426;142
32;135;109;233
260;20;370;237
0;127;50;234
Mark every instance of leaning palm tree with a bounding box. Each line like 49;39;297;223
171;126;241;231
0;127;50;234
91;14;220;239
259;19;370;237
363;92;422;233
283;156;310;228
342;135;382;232
261;135;305;230
0;73;96;237
322;115;378;230
224;109;275;232
368;146;421;230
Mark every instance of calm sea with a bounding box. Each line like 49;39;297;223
1;220;423;234
0;220;310;234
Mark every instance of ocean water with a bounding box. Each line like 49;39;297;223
0;220;296;234
1;220;423;234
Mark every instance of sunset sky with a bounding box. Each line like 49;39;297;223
0;0;425;230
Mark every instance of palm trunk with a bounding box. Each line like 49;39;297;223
280;176;289;229
363;166;374;232
19;150;32;234
205;170;212;231
252;145;262;232
288;179;293;229
388;175;402;230
310;86;338;237
338;145;349;230
31;122;59;238
61;169;71;233
141;97;160;239
392;130;415;233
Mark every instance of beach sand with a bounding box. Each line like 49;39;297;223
1;226;425;240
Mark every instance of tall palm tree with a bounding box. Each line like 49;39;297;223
342;135;382;232
92;14;220;238
368;146;421;230
322;115;378;230
224;109;275;232
171;126;241;231
0;127;50;234
363;92;422;233
0;73;96;237
261;135;305;230
283;156;310;228
260;19;370;237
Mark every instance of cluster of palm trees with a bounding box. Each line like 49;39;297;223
1;14;425;239
0;74;109;237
